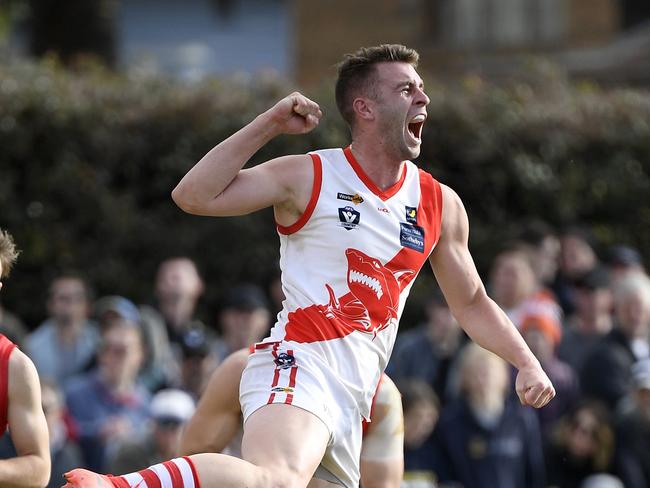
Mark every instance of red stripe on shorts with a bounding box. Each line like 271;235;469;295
163;460;183;488
284;353;298;405
267;343;281;404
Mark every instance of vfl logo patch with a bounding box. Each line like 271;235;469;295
338;206;360;230
271;386;295;393
405;206;418;224
274;352;296;370
337;192;364;205
400;223;425;253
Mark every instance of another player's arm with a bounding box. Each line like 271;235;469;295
179;349;249;455
359;376;404;488
0;349;50;488
429;185;555;408
171;93;321;222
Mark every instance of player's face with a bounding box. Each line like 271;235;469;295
372;62;429;161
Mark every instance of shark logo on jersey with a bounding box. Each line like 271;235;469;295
284;248;418;342
338;206;360;230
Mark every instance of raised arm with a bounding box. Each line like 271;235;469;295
429;185;555;408
0;349;50;488
179;349;248;455
171;93;322;224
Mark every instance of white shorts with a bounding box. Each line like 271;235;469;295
240;340;363;488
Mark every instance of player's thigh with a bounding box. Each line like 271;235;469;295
241;403;330;482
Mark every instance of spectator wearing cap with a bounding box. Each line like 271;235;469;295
64;317;150;471
580;273;650;410
606;245;646;286
108;389;195;473
212;284;271;363
386;289;466;405
96;295;177;393
521;313;580;437
580;474;625;488
27;273;99;385
614;359;650;488
176;328;218;401
558;267;614;373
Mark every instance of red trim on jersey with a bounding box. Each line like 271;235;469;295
139;469;162;488
162;460;183;488
276;153;323;235
0;334;16;433
417;169;443;249
183;456;201;488
343;146;407;201
254;341;281;351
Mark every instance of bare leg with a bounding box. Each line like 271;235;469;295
64;404;330;488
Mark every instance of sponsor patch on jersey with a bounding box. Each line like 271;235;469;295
405;206;418;224
338;206;361;230
337;192;364;205
271;386;295;393
400;223;425;253
274;352;296;370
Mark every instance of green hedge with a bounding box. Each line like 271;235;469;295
1;57;649;328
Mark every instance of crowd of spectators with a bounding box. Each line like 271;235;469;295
1;223;649;488
0;256;273;487
390;222;650;488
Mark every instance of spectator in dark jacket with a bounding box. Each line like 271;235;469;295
580;273;650;410
545;401;616;488
431;343;545;488
614;358;650;488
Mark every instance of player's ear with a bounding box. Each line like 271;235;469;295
352;97;375;122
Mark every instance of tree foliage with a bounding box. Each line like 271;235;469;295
1;57;649;327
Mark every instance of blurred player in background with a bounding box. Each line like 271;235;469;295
0;228;51;488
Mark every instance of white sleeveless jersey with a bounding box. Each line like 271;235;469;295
267;147;442;418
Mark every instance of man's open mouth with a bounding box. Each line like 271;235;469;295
407;114;426;142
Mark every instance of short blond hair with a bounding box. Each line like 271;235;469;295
0;229;19;278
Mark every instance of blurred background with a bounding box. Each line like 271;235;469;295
0;0;649;326
2;2;650;487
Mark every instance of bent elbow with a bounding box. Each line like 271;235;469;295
171;185;197;214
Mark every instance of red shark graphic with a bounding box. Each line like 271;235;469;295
284;248;417;343
283;169;442;343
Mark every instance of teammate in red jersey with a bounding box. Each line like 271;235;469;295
64;44;554;488
0;228;50;488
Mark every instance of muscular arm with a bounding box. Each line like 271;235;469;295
179;349;249;455
171;93;321;225
429;185;555;408
0;349;50;488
